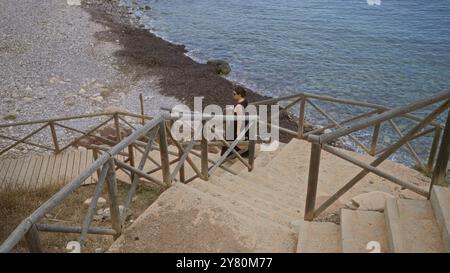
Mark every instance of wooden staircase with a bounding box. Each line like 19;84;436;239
0;147;96;190
109;138;447;253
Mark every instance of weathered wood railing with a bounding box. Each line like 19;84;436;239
0;112;153;156
251;92;446;174
301;90;450;220
0;112;256;252
0;116;163;253
2;89;448;250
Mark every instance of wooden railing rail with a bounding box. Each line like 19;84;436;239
250;91;447;174
0;116;164;253
303;91;450;221
0;111;257;252
2;90;448;250
317;90;450;144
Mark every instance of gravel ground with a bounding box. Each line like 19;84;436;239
0;0;181;157
0;0;298;158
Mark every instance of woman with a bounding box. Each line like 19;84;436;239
221;85;249;157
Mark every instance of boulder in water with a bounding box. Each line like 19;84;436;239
207;59;231;76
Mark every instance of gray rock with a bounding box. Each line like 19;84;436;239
104;106;128;113
397;189;420;200
100;87;113;98
84;197;107;207
207;59;231;76
348;191;394;212
95;248;103;253
93;215;103;222
102;208;111;219
91;96;104;102
67;0;81;6
22;97;33;103
3;112;18;120
102;205;127;220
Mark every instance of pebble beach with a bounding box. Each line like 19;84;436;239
1;0;297;157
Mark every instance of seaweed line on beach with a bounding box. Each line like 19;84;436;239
82;0;299;142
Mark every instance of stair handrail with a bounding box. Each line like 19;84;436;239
316;90;450;144
0;115;164;253
0;111;154;156
0;112;258;253
303;91;450;221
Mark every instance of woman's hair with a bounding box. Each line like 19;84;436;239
234;85;247;98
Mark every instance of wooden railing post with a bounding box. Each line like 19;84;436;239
139;93;145;125
247;120;256;171
304;141;322;221
49;121;60;153
113;113;121;142
370;122;381;156
298;96;306;139
158;120;171;186
248;139;256;171
178;147;186;183
80;163;110;245
106;158;122;238
431;108;450;188
201;121;209;181
128;144;135;183
92;148;101;182
25;224;43;253
427;126;442;173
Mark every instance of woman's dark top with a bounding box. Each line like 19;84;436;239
233;99;249;140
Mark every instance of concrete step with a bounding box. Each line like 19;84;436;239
430;186;450;252
210;172;304;210
244;168;305;190
213;156;247;178
220;170;304;200
341;209;389;253
208;176;302;219
189;180;297;227
109;182;297;252
212;143;285;178
115;145;222;184
241;143;286;173
385;198;445;252
229;172;305;208
239;171;306;202
254;146;285;167
296;220;341;253
242;140;309;190
264;139;309;177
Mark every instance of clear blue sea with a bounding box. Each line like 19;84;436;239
125;0;450;104
123;0;450;164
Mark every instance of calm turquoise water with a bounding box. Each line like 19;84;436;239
126;0;450;107
124;0;450;164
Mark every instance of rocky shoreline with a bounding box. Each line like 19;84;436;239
83;0;300;130
83;0;271;107
82;0;299;139
0;0;298;158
